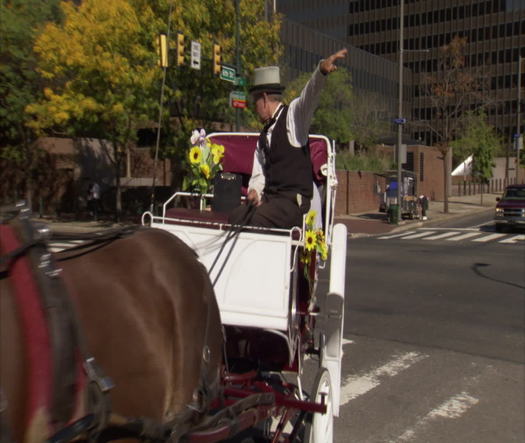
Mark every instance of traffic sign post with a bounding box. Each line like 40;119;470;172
220;65;236;83
230;90;246;109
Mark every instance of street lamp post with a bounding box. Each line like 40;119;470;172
396;0;404;222
517;56;522;182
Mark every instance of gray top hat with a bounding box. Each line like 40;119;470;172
249;66;285;95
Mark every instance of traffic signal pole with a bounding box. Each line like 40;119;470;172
235;0;241;131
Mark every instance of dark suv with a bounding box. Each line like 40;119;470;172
494;184;525;232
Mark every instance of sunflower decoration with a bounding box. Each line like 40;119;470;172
301;210;329;281
183;129;225;194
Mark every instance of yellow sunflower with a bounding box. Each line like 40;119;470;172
189;146;202;164
200;163;211;179
305;230;317;251
211;145;224;165
305;210;317;227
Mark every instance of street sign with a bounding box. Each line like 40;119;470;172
235;76;246;87
230;90;246;108
394;118;407;125
190;40;201;70
220;65;236;83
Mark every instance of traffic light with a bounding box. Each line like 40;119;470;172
213;43;221;76
158;33;168;68
176;33;185;66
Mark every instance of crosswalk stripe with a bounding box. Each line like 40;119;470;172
499;234;525;244
339;352;428;405
394;391;479;442
378;231;416;239
472;233;507;242
401;231;437;239
446;232;483;241
422;231;461;240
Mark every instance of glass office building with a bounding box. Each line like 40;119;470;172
280;19;411;139
278;0;525;148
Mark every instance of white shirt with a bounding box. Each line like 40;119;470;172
249;64;327;199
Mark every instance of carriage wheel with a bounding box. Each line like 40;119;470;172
304;368;333;443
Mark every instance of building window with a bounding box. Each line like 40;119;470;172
420;152;424;182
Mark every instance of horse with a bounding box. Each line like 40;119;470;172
0;208;223;442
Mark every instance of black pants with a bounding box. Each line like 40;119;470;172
228;193;310;229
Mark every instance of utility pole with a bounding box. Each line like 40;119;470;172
396;0;404;223
517;56;522;182
235;0;241;131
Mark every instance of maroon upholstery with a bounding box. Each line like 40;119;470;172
209;133;329;186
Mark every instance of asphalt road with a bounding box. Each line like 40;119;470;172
328;211;525;443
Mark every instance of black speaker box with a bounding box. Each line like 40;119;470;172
212;172;242;213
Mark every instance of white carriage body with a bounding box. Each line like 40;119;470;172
149;220;299;331
143;133;347;417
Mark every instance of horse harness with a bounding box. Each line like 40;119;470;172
0;205;130;441
0;204;221;442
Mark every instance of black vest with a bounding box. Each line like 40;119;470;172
263;106;313;200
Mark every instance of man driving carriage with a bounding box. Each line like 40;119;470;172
228;48;348;229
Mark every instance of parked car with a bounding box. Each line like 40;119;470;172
494;184;525;232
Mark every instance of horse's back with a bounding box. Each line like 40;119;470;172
59;227;223;423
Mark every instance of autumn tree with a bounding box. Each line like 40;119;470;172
421;36;484;213
26;0;282;215
0;0;62;206
26;0;164;220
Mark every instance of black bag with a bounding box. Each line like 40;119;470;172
212;172;242;213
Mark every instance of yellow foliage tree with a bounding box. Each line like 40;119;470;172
26;0;282;215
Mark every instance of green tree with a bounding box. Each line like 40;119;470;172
157;0;282;184
0;0;62;206
284;68;354;145
452;110;500;203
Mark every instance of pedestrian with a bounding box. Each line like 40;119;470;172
87;181;101;221
229;48;348;228
419;194;429;220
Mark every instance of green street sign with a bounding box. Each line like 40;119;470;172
235;77;246;87
220;65;236;83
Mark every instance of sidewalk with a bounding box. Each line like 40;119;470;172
34;193;498;236
335;193;498;237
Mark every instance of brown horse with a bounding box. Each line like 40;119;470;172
0;214;223;442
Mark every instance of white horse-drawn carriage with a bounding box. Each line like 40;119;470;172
142;132;347;442
0;132;346;443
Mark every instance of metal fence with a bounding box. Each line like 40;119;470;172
452;177;523;196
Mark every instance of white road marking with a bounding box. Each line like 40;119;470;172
419;227;477;231
422;231;461;240
446;232;483;241
342;338;354;346
339;352;428;405
378;231;416;239
401;231;437;239
499;234;525;244
394;392;479;442
472;233;507;242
